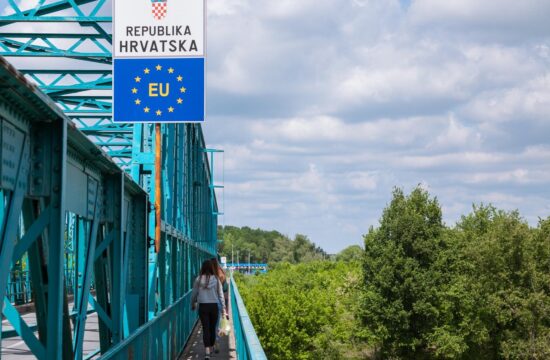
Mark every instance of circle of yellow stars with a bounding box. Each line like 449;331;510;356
132;64;187;117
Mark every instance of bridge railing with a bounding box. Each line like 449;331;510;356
230;276;268;360
6;270;31;305
98;290;197;360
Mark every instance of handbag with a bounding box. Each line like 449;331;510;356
218;316;231;336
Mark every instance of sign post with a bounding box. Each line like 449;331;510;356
113;0;206;122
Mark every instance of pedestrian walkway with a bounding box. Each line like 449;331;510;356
178;321;236;360
1;307;100;359
179;291;237;360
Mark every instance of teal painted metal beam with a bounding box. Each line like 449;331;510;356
2;299;46;358
0;37;111;59
0;59;148;358
0;16;111;22
1;0;222;358
0;0;101;26
72;190;100;359
2;33;110;38
0;60;220;358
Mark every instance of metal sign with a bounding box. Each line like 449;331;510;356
113;0;205;122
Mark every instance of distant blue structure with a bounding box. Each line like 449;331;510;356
227;263;268;274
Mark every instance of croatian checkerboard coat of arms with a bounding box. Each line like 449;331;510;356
113;0;205;122
150;0;168;20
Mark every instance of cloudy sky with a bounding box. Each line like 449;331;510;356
2;0;549;253
202;0;550;253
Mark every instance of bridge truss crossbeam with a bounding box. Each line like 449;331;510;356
0;0;221;359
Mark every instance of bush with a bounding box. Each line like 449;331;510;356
237;261;370;359
235;187;550;359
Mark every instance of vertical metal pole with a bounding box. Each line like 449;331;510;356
74;217;86;313
109;174;125;345
209;152;215;246
47;120;69;360
73;185;100;359
155;124;162;253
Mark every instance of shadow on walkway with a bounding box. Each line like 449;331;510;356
178;321;236;360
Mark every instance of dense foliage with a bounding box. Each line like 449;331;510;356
218;226;326;264
235;187;550;359
363;187;550;359
236;261;369;359
335;245;364;262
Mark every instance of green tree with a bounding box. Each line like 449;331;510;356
363;187;444;357
432;207;550;359
336;245;363;262
218;226;326;265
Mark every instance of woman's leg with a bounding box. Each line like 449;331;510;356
208;304;219;348
198;304;212;352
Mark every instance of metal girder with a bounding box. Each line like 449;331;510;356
0;52;220;360
55;96;112;113
0;0;222;358
20;70;112;96
0;59;152;359
0;35;111;61
0;0;104;24
0;0;116;158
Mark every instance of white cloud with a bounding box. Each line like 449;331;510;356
208;0;249;16
2;1;548;253
462;169;550;185
2;0;38;15
397;152;503;169
431;115;482;149
336;54;476;104
462;74;550;124
251;115;456;147
347;172;378;190
409;0;550;40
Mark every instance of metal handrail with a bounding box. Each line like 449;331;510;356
230;276;268;360
98;290;197;359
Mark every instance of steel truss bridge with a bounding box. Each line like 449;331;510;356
0;1;266;359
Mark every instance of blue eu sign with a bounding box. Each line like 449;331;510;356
113;58;204;122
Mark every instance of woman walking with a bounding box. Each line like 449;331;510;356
210;257;229;353
191;260;227;359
